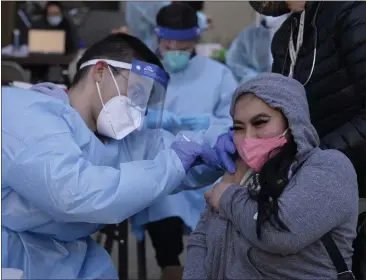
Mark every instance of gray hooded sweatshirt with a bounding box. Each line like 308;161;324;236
183;73;359;279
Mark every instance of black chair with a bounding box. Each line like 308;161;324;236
96;221;129;280
1;61;30;83
96;221;148;280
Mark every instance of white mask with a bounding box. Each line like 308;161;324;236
96;66;144;140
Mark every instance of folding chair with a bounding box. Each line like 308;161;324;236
1;61;30;83
97;221;129;280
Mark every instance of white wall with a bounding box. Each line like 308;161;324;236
201;1;255;47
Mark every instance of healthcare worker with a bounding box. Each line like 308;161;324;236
1;33;234;279
131;3;238;280
226;13;287;84
124;1;211;52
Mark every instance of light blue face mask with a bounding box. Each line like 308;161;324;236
47;15;62;26
162;50;191;73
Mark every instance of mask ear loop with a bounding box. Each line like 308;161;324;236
96;82;105;107
96;65;119;108
107;65;136;124
107;65;122;97
281;128;289;138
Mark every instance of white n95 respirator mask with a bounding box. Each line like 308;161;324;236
95;66;144;140
96;94;143;140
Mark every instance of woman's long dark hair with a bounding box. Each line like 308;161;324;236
250;140;297;239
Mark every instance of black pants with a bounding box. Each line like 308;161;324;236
145;217;184;269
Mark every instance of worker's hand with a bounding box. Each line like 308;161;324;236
214;131;237;174
30;82;70;104
180;115;211;131
171;141;221;172
145;109;182;130
204;181;233;211
111;26;129;35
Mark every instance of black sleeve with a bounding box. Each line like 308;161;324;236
320;1;366;196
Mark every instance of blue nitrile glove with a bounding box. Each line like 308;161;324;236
171;141;222;172
145;109;182;130
180;115;211;131
31;82;70;104
214;130;237;173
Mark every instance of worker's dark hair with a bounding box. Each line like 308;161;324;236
156;2;198;29
44;1;64;15
45;1;63;9
44;1;68;21
71;33;164;87
180;1;204;12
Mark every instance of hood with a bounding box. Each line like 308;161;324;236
230;73;319;159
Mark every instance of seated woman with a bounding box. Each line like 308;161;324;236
183;73;359;279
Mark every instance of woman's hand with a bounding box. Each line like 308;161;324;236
204;182;233;211
206;158;249;211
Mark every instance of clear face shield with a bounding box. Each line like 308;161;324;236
79;59;170;158
126;60;169;131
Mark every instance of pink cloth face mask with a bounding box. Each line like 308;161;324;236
237;129;289;172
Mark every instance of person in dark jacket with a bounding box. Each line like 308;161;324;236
249;1;366;198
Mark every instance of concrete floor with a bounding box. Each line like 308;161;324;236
97;224;188;280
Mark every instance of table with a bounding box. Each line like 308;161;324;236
2;52;78;86
2;52;77;67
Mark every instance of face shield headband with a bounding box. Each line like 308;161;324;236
155;26;200;41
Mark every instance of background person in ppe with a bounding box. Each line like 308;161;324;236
131;3;238;280
1;33;229;279
225;13;287;84
123;1;211;52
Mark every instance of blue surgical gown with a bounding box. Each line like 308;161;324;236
1;87;223;279
226;24;273;84
132;55;238;240
125;1;169;51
